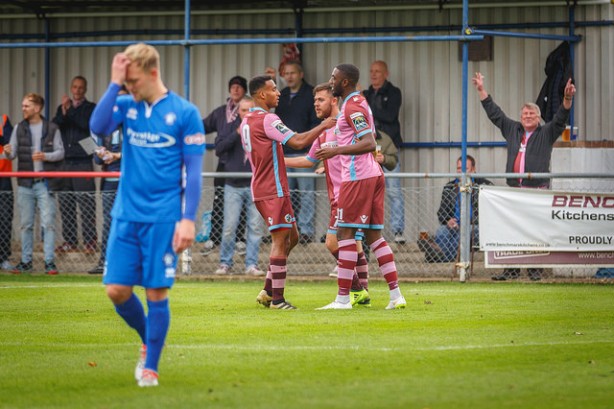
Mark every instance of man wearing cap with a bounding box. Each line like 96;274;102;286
202;76;249;255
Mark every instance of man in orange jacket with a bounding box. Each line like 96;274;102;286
0;114;14;270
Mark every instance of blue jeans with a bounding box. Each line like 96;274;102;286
219;184;263;268
434;225;480;263
100;180;119;263
384;160;405;234
286;161;316;237
17;182;56;263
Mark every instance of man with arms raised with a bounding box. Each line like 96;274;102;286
242;75;335;310
89;43;205;387
316;64;406;310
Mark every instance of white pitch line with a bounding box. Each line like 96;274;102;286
1;339;611;353
0;283;102;290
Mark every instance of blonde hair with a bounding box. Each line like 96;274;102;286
124;43;160;73
24;93;44;109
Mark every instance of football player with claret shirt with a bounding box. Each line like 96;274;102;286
241;76;335;310
89;43;205;387
285;83;370;307
315;64;406;310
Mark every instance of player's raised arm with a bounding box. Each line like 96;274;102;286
285;116;336;150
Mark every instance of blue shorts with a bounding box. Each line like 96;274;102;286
103;220;178;289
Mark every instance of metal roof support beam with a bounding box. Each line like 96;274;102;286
0;35;485;49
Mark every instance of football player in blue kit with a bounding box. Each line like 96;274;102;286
89;43;205;387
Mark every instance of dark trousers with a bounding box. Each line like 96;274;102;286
100;180;118;263
58;161;97;245
0;178;13;262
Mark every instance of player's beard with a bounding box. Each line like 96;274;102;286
331;84;342;98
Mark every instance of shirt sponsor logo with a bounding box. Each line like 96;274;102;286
272;120;291;135
127;128;176;148
350;112;368;131
127;108;138;120
165;113;177;126
184;133;206;145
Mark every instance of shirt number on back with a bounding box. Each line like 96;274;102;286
241;125;252;153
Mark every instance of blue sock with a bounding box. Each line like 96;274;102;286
114;293;146;344
145;298;170;373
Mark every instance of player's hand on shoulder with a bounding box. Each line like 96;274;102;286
315;146;336;160
321;116;337;129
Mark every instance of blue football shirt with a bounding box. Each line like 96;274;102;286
110;91;205;222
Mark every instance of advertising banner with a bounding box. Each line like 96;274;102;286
485;250;614;268
479;185;614;252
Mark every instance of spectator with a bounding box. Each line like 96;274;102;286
53;75;97;254
418;155;493;263
213;96;264;276
2;93;64;274
202;75;248;253
0;114;14;270
274;61;320;244
243;75;335;310
264;66;285;89
373;129;398;173
315;63;406;310
363;60;406;244
88;87;126;274
472;72;576;281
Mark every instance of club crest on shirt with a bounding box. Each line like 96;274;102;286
360;215;368;223
165;112;177;126
350;112;368;131
272;120;291;135
127;108;138;120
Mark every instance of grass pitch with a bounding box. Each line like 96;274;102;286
0;274;613;409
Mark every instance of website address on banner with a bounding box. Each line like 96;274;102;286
578;252;614;259
484;242;550;248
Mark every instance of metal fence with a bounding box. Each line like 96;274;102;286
2;173;611;280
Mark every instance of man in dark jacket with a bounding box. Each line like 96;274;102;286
202;75;248;252
428;155;493;263
53;75;97;254
274;61;320;243
363;60;406;243
472;71;576;280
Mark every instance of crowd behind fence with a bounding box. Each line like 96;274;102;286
1;173;612;280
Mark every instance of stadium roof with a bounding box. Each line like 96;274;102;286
0;0;553;16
